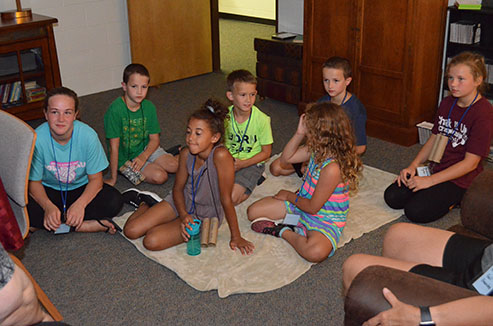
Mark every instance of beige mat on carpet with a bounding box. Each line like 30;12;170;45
114;158;403;297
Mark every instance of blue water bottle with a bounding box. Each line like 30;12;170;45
186;219;202;256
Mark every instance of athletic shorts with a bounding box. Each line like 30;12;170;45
234;163;264;195
285;202;344;257
409;233;492;291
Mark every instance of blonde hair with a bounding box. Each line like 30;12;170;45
446;52;488;95
304;102;362;192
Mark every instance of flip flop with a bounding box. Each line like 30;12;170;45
97;219;123;233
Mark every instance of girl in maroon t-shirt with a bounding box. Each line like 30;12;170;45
384;52;493;223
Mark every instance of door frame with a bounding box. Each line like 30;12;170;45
210;0;278;72
210;0;220;71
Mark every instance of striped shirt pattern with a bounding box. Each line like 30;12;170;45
285;155;349;256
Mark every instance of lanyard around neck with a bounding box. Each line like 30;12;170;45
50;129;74;218
445;92;478;143
231;108;252;156
188;156;207;216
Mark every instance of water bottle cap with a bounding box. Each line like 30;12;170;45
188;219;201;235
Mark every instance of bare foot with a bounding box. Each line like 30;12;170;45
77;220;117;234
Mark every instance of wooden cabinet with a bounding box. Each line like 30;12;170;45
254;36;303;105
302;0;448;146
0;14;61;121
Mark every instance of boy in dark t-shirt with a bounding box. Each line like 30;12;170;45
270;56;367;177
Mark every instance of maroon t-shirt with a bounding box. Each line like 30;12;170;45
431;96;493;188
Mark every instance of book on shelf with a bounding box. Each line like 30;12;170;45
486;63;493;84
455;0;482;9
0;81;23;108
24;80;38;89
2;83;10;104
26;84;46;103
449;20;481;44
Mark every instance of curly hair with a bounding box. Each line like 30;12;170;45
303;102;362;192
188;98;229;144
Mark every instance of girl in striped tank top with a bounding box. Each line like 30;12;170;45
248;102;362;262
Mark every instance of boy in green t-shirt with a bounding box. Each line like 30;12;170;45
225;70;273;205
104;64;178;186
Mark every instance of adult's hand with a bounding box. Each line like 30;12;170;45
363;288;420;326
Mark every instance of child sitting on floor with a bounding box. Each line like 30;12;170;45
248;102;362;263
123;99;254;254
28;87;123;234
270;56;367;177
384;51;493;223
104;63;178;186
224;69;273;205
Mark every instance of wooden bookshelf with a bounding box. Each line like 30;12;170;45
441;6;493;102
0;14;61;120
254;36;303;105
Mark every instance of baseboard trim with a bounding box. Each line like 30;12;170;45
219;13;276;26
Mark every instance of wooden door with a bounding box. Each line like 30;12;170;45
301;0;357;104
127;0;213;86
353;0;446;145
353;0;412;126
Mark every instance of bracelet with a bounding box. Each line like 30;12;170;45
419;306;436;326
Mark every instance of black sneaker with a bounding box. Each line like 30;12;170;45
138;191;162;207
121;188;143;208
257;172;267;186
165;144;181;156
292;163;303;178
251;220;294;237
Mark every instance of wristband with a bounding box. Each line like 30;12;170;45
419;306;436;326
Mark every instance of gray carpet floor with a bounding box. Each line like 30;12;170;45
17;19;481;326
21;71;465;326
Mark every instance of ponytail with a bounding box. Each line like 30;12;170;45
189;98;229;143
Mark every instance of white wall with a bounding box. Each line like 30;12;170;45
278;0;303;35
219;0;275;20
0;0;131;96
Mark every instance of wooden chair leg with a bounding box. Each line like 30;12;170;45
9;254;63;322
